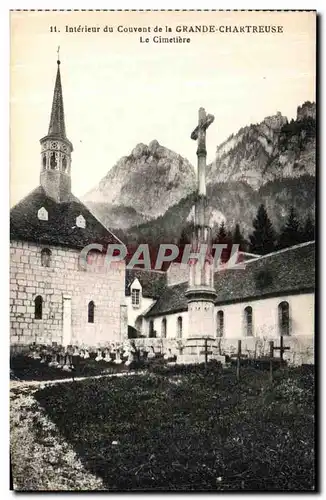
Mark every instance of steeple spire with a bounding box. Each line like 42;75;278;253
48;49;66;138
40;53;73;203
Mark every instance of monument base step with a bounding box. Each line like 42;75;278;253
177;353;226;365
176;337;225;365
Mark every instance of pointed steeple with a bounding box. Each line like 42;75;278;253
48;59;66;138
40;53;73;203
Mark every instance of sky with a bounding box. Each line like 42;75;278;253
10;10;316;206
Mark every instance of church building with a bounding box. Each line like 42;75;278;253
10;58;315;366
10;58;127;348
126;242;315;365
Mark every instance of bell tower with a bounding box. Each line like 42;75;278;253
40;53;73;203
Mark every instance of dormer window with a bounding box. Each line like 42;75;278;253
130;278;142;308
76;214;86;228
132;289;141;307
38;207;48;221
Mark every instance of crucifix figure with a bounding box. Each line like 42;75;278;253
191;107;214;197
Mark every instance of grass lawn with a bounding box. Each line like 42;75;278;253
30;365;315;491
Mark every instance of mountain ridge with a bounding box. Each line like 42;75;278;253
83;101;316;241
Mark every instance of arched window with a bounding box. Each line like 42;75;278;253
149;320;154;337
244;306;253;336
177;316;183;338
42;154;47;170
86;249;102;268
217;310;224;337
278;301;290;336
88;301;95;323
41;248;51;267
161;317;167;338
50;152;56;169
34;295;43;320
62;156;67;172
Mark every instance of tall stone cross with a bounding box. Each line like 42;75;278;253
191;107;214;196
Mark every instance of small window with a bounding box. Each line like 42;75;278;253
161;317;167;338
88;301;95;323
42;155;47;170
244;306;253;336
131;289;140;307
177;316;182;338
41;248;51;267
37;207;48;221
217;310;224;337
86;249;102;267
278;301;290;336
34;295;43;320
62;156;67;172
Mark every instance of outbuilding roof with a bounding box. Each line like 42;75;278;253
145;241;315;317
125;268;167;299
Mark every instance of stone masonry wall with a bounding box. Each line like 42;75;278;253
10;240;126;347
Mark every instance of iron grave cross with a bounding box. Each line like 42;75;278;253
191;107;215;196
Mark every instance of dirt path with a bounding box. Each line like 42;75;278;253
10;369;145;389
10;371;143;491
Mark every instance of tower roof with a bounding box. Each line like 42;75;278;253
48;60;66;138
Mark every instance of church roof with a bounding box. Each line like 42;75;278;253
10;185;122;249
125;269;166;298
145;241;315;317
47;61;66;139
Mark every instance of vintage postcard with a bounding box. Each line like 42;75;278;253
10;10;316;492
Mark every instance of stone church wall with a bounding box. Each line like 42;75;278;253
10;240;126;347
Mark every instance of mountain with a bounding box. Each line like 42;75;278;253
207;101;316;189
82;140;196;228
125;175;315;245
83;101;315;245
124;102;316;244
83;202;148;231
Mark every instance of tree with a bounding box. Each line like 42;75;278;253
178;222;193;245
277;206;302;249
301;213;315;243
217;221;227;242
249;204;277;255
232;223;247;252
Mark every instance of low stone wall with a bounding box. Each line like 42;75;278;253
10;335;314;366
131;336;314;366
218;336;314;365
132;337;179;356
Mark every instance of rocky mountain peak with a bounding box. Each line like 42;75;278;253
83;140;196;221
297;101;316;121
207;104;315;190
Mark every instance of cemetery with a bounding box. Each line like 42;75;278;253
10;343;315;491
